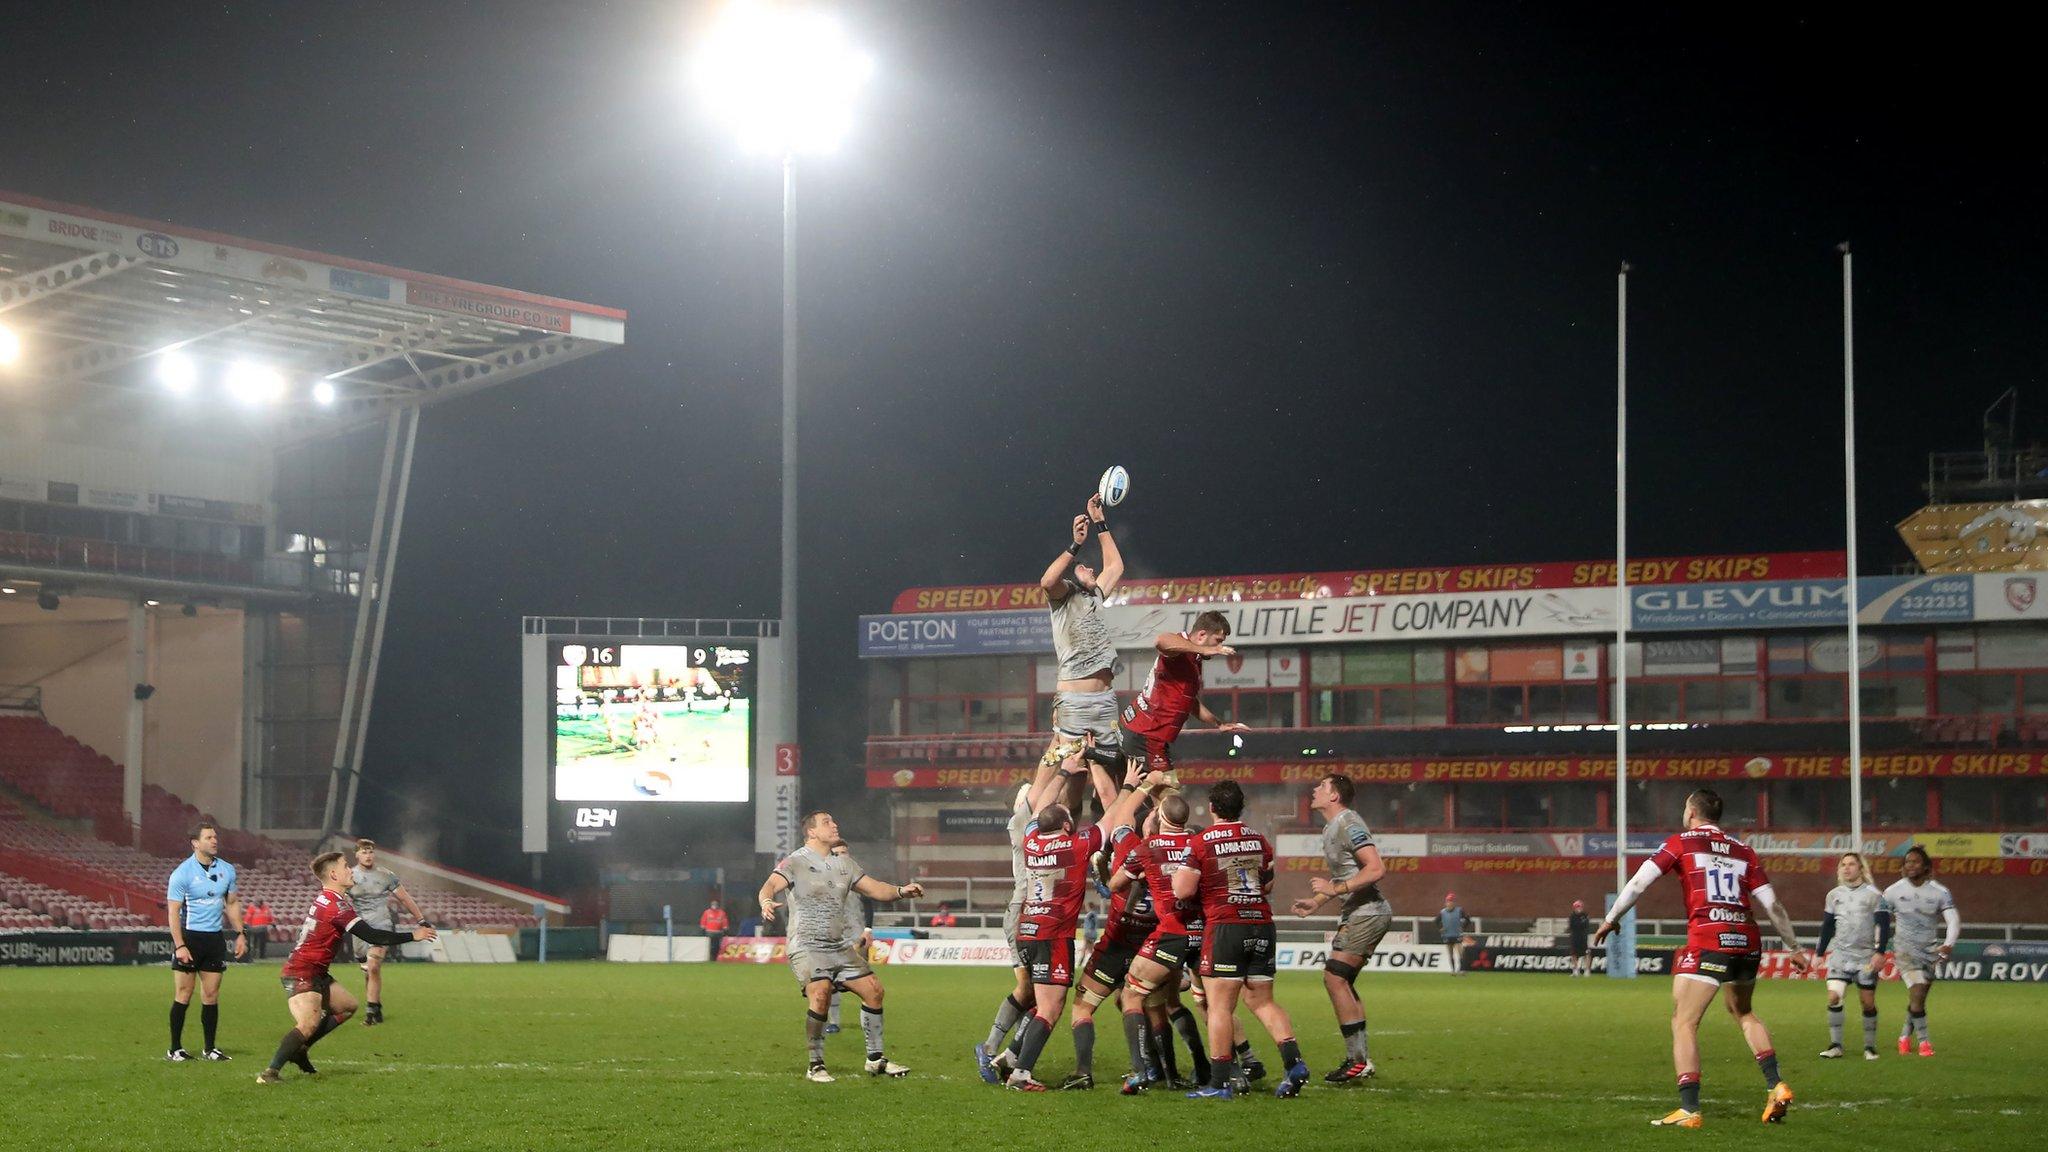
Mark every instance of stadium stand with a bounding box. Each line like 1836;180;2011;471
0;716;538;937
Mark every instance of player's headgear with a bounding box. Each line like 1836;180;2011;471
1321;773;1355;805
1192;610;1231;637
1684;788;1723;822
310;850;345;880
1207;780;1245;820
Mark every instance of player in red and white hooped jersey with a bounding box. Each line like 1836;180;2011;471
1172;780;1310;1099
257;850;435;1084
1594;789;1808;1128
1116;610;1252;778
999;747;1159;1091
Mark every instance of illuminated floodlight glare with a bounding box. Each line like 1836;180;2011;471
225;360;285;404
311;380;337;406
694;4;874;155
0;322;20;366
156;350;198;394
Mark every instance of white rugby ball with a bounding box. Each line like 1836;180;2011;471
1098;465;1130;508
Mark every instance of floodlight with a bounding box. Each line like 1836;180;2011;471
312;379;337;406
225;360;285;404
0;322;19;366
695;3;874;155
157;350;198;394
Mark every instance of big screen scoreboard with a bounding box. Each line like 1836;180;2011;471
550;639;756;806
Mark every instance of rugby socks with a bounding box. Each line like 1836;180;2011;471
805;1010;828;1065
1209;1057;1238;1091
1677;1072;1701;1113
268;1027;308;1073
1827;1005;1846;1047
985;994;1027;1052
1169;1008;1209;1082
1910;1012;1929;1043
1123;1011;1150;1076
827;991;841;1028
1755;1049;1781;1088
1862;1008;1879;1049
1278;1038;1303;1069
306;1012;344;1049
1150;1023;1176;1080
1072;1019;1095;1076
1341;1018;1369;1063
168;1001;189;1051
859;1004;885;1062
1016;1013;1053;1073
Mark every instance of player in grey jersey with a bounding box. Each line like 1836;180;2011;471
1289;774;1390;1084
350;839;426;1026
823;844;872;1034
1816;852;1891;1060
1036;494;1126;793
973;754;1074;1082
1882;845;1960;1056
759;811;925;1082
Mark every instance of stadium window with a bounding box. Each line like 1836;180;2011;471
1769;781;1828;829
1035;695;1055;732
1868;779;1928;829
1562;683;1600;722
906;660;941;696
2021;674;2048;715
1997;777;2048;826
1527;684;1565;722
1454;783;1508;829
1635;681;1681;722
867;671;901;736
1938;674;2016;715
1767;677;1845;719
1412;686;1449;725
995;657;1031;694
1940;779;1998;828
1679;679;1723;719
1313;687;1372;726
1549;784;1600;827
1504;789;1551;828
1861;676;1927;718
905;699;953;735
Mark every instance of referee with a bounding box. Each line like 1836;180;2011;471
166;821;246;1061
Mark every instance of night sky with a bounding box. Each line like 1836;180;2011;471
3;3;2041;874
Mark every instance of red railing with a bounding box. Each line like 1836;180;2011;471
0;528;253;585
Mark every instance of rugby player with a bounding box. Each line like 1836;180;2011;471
1882;845;1959;1057
1115;791;1214;1093
1000;749;1158;1091
1118;610;1251;780
1175;781;1310;1099
758;812;925;1082
1061;806;1162;1089
165;821;247;1062
1289;773;1388;1083
1816;852;1890;1060
1039;495;1126;822
256;852;436;1084
974;758;1072;1081
824;843;873;1035
350;838;427;1026
1592;788;1808;1127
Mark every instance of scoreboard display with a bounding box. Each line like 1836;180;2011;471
550;639;755;805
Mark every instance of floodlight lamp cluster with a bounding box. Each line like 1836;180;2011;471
154;349;336;407
694;2;874;156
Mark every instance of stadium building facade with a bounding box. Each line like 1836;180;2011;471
859;551;2048;922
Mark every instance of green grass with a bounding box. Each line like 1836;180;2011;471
1;963;2038;1151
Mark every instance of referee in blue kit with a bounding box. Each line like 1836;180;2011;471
165;821;247;1061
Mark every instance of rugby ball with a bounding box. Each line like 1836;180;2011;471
1098;465;1130;508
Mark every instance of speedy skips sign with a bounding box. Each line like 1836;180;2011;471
859;573;1992;657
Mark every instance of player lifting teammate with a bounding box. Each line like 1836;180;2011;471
1593;788;1807;1127
973;779;1044;1081
257;852;436;1084
997;747;1158;1091
1176;780;1308;1099
1291;773;1389;1083
758;811;924;1082
1817;851;1891;1060
1115;791;1213;1094
1062;805;1160;1089
1883;845;1959;1056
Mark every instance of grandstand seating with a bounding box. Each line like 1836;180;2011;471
0;715;538;935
